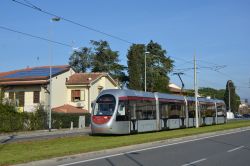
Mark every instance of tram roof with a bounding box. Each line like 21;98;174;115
156;92;185;101
99;89;225;104
100;89;155;98
100;89;184;100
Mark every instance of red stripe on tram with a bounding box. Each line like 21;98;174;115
119;96;156;101
158;98;184;103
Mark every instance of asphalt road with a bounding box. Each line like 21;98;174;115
51;129;250;166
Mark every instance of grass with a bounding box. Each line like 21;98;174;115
0;120;250;165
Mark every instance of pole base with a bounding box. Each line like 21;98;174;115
227;112;234;119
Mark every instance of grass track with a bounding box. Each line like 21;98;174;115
0;120;250;165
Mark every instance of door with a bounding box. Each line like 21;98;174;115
129;101;138;133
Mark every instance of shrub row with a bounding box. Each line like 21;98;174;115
0;104;91;133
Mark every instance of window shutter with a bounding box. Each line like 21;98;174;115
80;90;85;101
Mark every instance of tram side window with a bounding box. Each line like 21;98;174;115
135;100;156;120
188;102;195;118
160;103;169;118
169;103;184;119
200;104;207;117
217;105;226;117
129;101;137;120
126;99;156;120
200;103;215;117
116;101;129;121
207;104;216;117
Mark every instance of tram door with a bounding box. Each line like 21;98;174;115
129;102;138;133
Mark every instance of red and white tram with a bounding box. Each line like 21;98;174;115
91;89;226;134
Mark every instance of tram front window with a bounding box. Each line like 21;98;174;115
93;94;116;116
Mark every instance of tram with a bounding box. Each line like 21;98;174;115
91;89;226;134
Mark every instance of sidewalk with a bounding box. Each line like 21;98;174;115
0;127;91;144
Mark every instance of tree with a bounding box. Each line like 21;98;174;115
127;44;145;90
69;47;92;73
0;88;4;104
224;80;241;113
199;87;225;99
127;40;174;92
90;40;125;81
146;40;174;92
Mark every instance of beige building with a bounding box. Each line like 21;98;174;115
0;66;118;113
0;65;74;112
169;83;187;95
66;72;118;112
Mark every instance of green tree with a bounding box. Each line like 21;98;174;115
127;44;145;90
69;47;92;72
146;40;174;92
224;80;241;112
199;87;225;99
90;40;125;81
127;41;174;92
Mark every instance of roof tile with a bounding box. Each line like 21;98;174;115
52;104;88;113
66;72;106;85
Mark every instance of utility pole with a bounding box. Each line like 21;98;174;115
227;80;232;112
194;52;199;128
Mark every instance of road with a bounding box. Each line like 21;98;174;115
49;129;250;166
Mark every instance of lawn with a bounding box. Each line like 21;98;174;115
0;120;250;165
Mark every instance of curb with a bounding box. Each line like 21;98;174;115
0;128;91;144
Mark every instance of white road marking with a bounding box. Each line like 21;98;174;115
181;158;207;166
227;146;244;153
57;128;250;166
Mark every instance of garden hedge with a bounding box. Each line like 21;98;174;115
0;104;91;133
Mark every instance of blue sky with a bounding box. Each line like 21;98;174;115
1;0;250;101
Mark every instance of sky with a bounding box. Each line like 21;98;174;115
0;0;250;101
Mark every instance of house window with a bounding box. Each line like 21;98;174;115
16;91;25;107
33;91;40;103
71;90;81;102
9;92;14;100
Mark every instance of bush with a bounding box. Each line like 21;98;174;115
0;104;24;132
0;103;91;133
52;112;91;128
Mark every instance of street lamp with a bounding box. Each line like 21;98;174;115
144;51;150;92
227;80;235;119
228;80;232;112
194;52;199;128
49;17;60;132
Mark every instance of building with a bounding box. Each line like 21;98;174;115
0;65;74;112
169;83;186;95
66;72;118;112
0;66;119;113
238;100;250;115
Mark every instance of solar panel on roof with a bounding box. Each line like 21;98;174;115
1;67;66;79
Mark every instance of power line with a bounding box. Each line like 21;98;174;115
8;0;250;91
11;0;134;44
0;25;72;47
173;57;249;89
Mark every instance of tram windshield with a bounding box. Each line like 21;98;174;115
93;94;116;116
